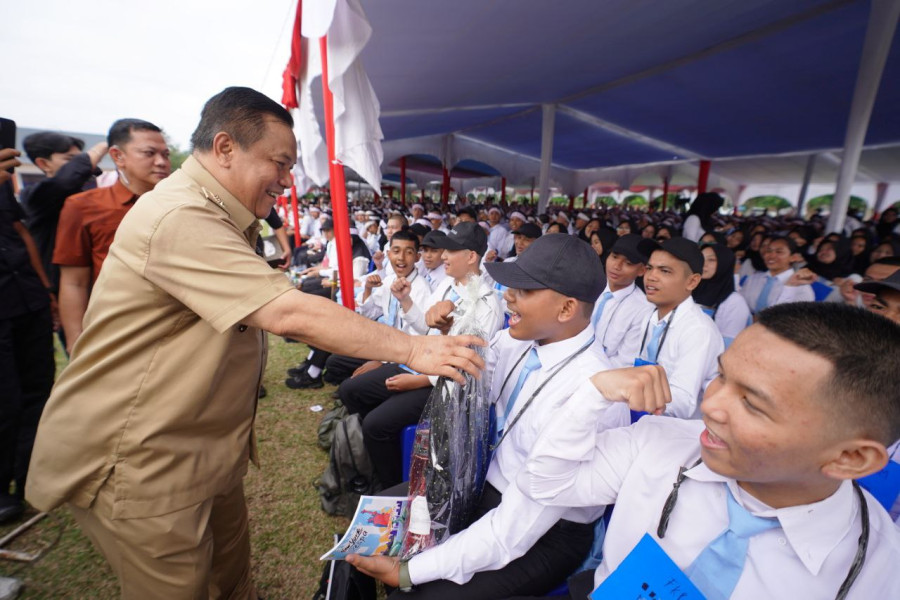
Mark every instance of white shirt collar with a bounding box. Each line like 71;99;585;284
531;325;594;371
770;269;794;283
607;281;637;299
685;463;858;575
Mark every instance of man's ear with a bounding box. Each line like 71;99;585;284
821;439;889;481
34;157;51;173
685;272;702;292
468;251;481;267
211;132;235;168
557;297;579;323
635;263;647;277
109;145;126;168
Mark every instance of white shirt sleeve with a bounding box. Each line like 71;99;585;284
663;317;724;419
714;293;752;346
682;215;703;243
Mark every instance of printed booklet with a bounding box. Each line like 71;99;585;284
320;496;410;560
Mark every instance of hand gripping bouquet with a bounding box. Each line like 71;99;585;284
399;277;492;559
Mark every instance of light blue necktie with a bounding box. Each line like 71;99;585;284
387;294;400;328
591;291;615;329
425;271;434;287
755;275;777;313
494;348;542;443
645;320;667;363
686;487;780;600
448;288;460;303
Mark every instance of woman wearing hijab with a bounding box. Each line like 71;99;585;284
682;192;724;242
589;226;618;267
739;231;768;278
694;244;751;348
871;235;900;262
849;234;872;275
806;237;854;283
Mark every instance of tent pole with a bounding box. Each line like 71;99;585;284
662;177;670;211
583;188;588;208
874;182;889;216
697;160;711;194
400;156;407;208
537;104;556;213
319;35;356;310
568;195;575;211
827;0;900;233
501;177;507;205
441;167;450;208
797;153;817;217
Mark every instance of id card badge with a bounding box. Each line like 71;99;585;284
591;533;704;600
630;358;657;423
857;461;900;512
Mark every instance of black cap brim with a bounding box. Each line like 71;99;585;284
428;236;467;251
854;280;900;294
484;261;548;290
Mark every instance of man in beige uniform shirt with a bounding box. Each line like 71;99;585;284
26;87;483;599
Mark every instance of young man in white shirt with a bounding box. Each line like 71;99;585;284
517;302;900;600
348;234;630;598
620;237;724;419
311;230;433;386
339;222;503;488
590;234;654;367
740;235;814;314
416;230;447;292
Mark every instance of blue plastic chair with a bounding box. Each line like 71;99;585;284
401;424;417;482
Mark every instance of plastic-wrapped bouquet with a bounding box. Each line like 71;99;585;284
399;277;493;559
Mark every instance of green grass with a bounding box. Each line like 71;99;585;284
0;336;349;598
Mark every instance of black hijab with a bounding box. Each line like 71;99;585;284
592;226;618;266
693;244;735;309
807;237;853;281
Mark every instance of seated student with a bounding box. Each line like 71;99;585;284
694;244;752;348
348;234;630;598
416;229;447;291
339;222;503;489
491;223;542;321
856;256;900;309
590;234;654;367
320;230;432;386
616;238;723;419
740;235;814;314
516;303;900;600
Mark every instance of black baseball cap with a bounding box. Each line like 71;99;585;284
854;271;900;295
485;234;604;303
513;223;542;239
609;234;647;264
320;218;334;231
409;223;430;238
421;229;447;248
429;221;488;255
638;237;703;274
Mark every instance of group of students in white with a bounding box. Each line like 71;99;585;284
282;197;900;599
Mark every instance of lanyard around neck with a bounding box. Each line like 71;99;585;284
656;460;869;600
490;336;594;452
599;286;637;347
639;305;679;359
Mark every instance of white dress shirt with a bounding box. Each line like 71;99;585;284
590;282;654;368
704;291;752;348
408;326;629;585
521;411;900;599
356;270;431;336
416;260;446;292
740;269;815;314
619;296;723;419
488;224;514;259
682;214;703;243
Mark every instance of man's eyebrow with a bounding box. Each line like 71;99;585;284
717;355;775;406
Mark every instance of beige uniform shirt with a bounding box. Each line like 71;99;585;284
26;157;294;519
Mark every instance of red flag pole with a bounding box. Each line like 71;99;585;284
500;176;507;204
319;35;356;310
289;184;301;246
400;156;407;208
441;166;450;208
697;160;711;194
662;177;670;211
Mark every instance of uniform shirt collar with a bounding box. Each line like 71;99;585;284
770;269;794;283
651;295;696;325
685;463;857;575
180;156;258;233
607;281;637;299
532;325;594;371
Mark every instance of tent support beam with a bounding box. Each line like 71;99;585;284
501;177;506;204
797;153;817;217
400;156;407;207
874;182;890;214
697;160;711;194
827;0;900;233
537;104;556;213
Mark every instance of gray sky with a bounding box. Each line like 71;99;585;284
3;0;296;149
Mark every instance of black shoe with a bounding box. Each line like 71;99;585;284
0;496;24;525
287;359;311;378
285;371;323;389
258;384;267;399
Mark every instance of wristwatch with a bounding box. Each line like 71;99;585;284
398;560;415;593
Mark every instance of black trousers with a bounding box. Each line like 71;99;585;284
502;570;595;600
339;364;432;488
383;483;595;600
323;354;367;385
0;308;55;499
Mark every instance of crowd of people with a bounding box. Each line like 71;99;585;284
1;84;899;599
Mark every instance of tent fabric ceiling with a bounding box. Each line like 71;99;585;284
349;0;899;192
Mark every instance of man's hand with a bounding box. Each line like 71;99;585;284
373;250;385;270
301;266;320;277
787;268;816;287
391;277;411;301
365;274;383;290
352;360;382;378
87;142;109;168
385;373;429;392
404;333;486;385
49;293;61;332
426;299;456;334
345;555;400;587
0;148;21;185
589;365;671;415
484;249;498;262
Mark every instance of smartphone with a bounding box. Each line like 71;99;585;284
0;118;16;173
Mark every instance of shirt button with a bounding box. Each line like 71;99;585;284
777;537;786;546
238;325;248;332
